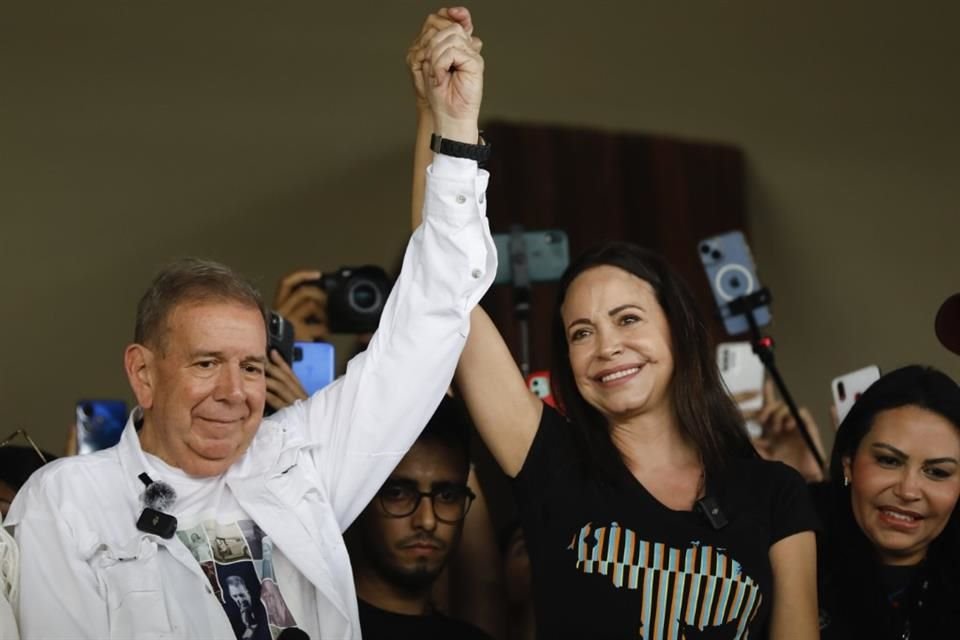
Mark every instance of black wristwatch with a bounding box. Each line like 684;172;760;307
430;133;491;165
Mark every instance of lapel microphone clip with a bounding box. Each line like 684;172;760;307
694;495;729;530
136;472;178;539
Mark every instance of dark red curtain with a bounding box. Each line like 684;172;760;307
481;120;747;375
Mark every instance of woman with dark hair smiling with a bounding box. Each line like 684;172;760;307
818;365;960;638
454;243;820;639
406;11;819;636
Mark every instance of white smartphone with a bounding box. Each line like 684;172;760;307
718;342;765;439
832;365;881;425
717;341;765;410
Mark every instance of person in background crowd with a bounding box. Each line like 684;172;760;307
348;395;493;640
4;8;494;637
0;445;53;520
936;292;960;357
817;365;960;638
499;521;534;640
1;436;52;640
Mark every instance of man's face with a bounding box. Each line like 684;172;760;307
228;581;252;612
356;439;469;590
132;301;267;477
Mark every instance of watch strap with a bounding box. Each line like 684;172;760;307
430;133;491;165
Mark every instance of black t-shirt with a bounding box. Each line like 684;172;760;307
513;405;818;640
357;599;494;640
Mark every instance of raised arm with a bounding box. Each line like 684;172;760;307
286;9;497;529
409;8;540;478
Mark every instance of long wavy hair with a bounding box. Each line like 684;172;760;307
823;365;960;629
548;242;755;486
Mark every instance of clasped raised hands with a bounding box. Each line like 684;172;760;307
407;7;484;143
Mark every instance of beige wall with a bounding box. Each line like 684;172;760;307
2;1;958;455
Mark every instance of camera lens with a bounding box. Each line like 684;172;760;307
349;282;381;312
83;403;94;417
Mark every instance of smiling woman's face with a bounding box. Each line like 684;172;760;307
560;266;675;424
843;405;960;565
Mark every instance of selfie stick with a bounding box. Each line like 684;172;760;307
727;289;826;471
508;225;532;377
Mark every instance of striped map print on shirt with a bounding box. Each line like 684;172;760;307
568;522;763;640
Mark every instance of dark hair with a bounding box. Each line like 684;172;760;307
823;365;960;629
418;394;472;472
549;242;755;486
0;445;55;489
134;257;268;351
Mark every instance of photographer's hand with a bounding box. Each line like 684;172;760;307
272;269;329;342
265;349;309;411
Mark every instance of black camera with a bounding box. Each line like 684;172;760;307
320;266;392;334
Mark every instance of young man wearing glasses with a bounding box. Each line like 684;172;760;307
347;396;492;639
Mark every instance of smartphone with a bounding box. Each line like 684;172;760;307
292;342;336;396
76;399;127;454
494;230;570;285
717;342;765;438
832;365;881;425
698;231;772;336
526;370;557;409
717;342;765;411
268;311;296;364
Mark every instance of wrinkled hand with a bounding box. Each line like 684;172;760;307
413;6;483;142
272;269;329;343
407;7;481;115
265;349;308;412
745;380;825;482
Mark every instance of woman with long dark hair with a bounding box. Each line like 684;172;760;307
406;13;819;637
818;365;960;638
454;242;819;639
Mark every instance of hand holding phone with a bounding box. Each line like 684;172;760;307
265;349;308;415
717;342;765;438
832;365;881;425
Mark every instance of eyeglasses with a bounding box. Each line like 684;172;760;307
0;429;48;465
377;482;476;524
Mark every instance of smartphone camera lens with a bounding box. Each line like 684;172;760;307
82;403;94;418
712;250;723;261
699;243;710;255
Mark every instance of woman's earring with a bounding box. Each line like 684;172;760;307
843;476;850;487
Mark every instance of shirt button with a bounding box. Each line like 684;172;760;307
471;268;482;279
455;194;467;204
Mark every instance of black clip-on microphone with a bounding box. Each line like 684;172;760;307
136;472;178;539
695;495;729;530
